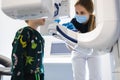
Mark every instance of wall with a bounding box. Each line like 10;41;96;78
0;1;27;58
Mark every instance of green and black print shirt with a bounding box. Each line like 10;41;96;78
11;26;44;80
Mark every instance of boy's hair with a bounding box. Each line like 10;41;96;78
75;0;95;31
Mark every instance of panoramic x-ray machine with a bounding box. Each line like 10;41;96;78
1;0;120;80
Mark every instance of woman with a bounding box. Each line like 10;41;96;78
68;0;112;80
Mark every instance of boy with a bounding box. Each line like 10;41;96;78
11;19;45;80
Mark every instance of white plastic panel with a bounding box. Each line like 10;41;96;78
77;21;120;50
1;0;53;19
1;0;70;20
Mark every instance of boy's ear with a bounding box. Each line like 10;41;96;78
25;20;29;23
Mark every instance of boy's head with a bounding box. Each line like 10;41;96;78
25;18;45;26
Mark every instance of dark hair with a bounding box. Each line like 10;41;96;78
75;0;94;14
75;0;95;31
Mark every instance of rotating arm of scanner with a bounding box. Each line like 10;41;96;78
48;22;77;50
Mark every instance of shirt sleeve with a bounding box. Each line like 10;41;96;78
11;28;29;79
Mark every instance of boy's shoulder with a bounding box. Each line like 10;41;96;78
17;26;34;34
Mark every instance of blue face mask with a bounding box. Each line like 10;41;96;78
75;15;88;24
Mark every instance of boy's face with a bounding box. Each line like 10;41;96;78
34;18;46;26
28;18;45;26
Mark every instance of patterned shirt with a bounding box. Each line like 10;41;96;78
11;26;44;80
